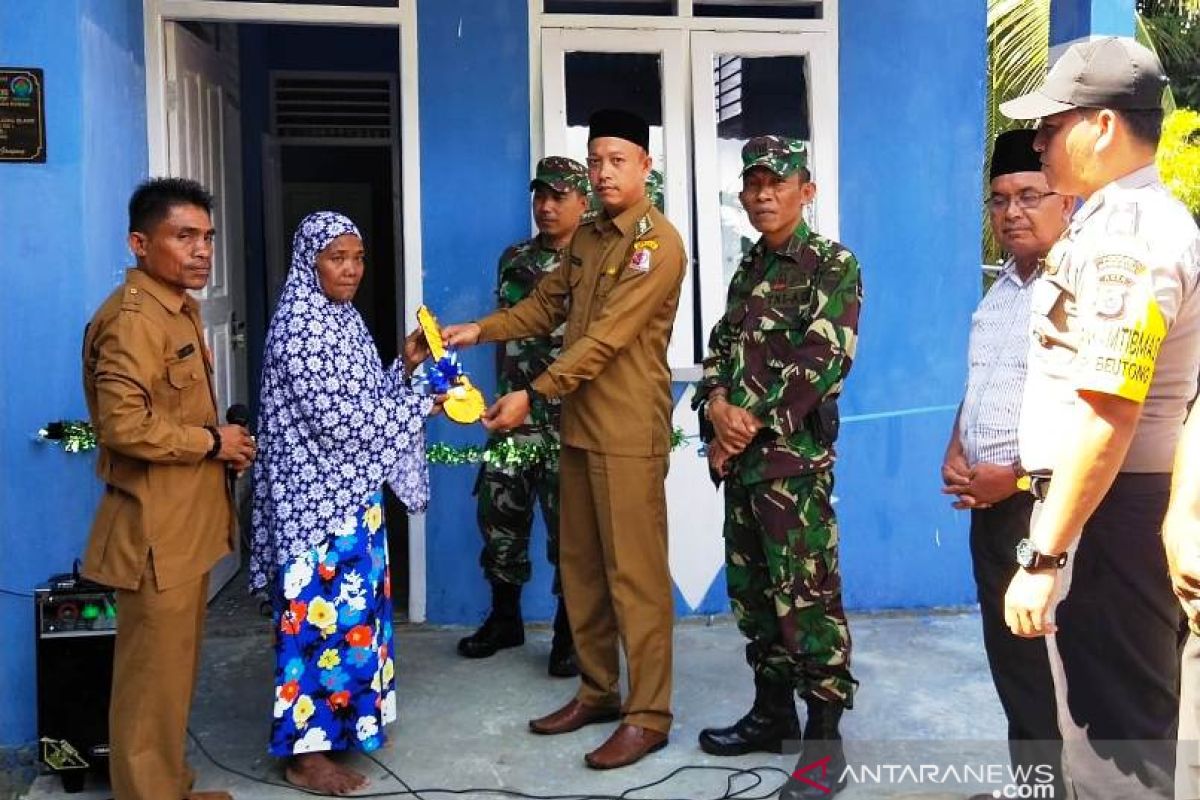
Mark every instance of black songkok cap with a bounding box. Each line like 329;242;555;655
989;129;1041;180
587;108;650;151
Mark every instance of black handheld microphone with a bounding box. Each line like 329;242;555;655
226;403;251;429
225;404;252;492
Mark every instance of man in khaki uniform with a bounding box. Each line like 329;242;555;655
82;178;256;800
445;109;687;769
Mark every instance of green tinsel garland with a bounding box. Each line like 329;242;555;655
37;421;98;453
38;421;694;464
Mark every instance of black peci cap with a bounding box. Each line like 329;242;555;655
587;109;650;151
989;129;1041;180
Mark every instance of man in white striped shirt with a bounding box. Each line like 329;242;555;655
941;129;1072;791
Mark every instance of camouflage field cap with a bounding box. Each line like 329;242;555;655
530;156;589;194
740;135;809;178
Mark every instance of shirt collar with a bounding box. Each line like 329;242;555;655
127;267;193;315
996;256;1040;287
753;219;812;260
533;233;567;254
598;196;653;237
1070;163;1160;232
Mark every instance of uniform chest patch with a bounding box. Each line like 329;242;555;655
628;247;651;274
766;288;809;308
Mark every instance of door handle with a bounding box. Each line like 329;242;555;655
231;313;247;350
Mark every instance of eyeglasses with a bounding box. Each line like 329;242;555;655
986;191;1058;212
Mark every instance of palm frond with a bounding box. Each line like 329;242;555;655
983;0;1050;263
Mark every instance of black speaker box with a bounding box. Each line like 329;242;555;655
34;578;116;794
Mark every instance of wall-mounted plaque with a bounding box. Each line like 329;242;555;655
0;68;46;163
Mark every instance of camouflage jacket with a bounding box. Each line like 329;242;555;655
694;221;862;483
495;235;565;438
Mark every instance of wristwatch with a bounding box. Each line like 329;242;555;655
704;392;728;421
1015;538;1067;571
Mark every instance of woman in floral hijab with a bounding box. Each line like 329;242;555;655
250;211;434;794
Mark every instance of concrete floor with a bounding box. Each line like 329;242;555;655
26;606;1014;800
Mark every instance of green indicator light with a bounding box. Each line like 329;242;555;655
81;604;99;620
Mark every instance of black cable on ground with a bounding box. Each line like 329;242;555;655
188;728;792;800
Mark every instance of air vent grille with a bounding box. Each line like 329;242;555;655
271;74;394;140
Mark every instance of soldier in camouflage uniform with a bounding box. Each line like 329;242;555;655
693;136;861;798
457;156;590;678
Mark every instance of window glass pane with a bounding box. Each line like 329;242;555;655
707;54;811;284
563;51;665;178
694;1;820;19
545;0;675;15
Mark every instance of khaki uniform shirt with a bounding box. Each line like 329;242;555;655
1019;165;1200;473
81;268;234;590
477;197;687;457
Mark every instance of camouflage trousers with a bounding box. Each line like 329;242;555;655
474;453;561;592
723;469;856;706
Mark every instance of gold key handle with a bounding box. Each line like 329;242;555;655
444;376;486;424
416;304;485;424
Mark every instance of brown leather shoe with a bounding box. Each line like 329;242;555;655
584;723;668;769
529;698;621;735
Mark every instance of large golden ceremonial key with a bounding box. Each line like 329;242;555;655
416;305;486;424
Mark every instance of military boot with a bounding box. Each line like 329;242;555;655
547;596;578;677
780;699;848;799
698;672;801;756
457;581;524;658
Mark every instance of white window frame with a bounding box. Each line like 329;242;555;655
541;27;694;370
691;30;839;345
528;0;839;373
142;0;430;622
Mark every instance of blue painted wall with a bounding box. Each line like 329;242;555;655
416;0;546;624
836;0;986;609
1051;0;1135;44
0;0;147;745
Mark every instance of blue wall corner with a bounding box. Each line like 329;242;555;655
837;0;985;609
1051;0;1135;45
417;1;539;623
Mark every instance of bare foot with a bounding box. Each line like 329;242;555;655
286;753;368;796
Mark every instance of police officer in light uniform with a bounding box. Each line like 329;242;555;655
444;109;688;770
456;157;589;678
1000;37;1200;799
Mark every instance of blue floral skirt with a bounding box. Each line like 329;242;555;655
269;490;396;756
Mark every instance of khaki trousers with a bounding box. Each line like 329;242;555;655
109;564;209;800
558;445;674;733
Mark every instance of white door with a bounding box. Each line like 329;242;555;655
691;30;838;352
540;25;839;611
540;27;695;370
165;22;248;597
